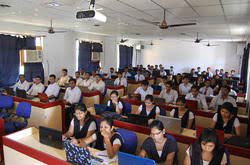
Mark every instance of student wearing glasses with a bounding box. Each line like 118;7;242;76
107;90;126;115
62;104;97;145
139;120;178;164
136;94;160;125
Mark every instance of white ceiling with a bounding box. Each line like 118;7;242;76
0;0;250;41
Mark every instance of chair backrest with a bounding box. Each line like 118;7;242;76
0;95;14;109
117;128;138;154
16;102;32;119
124;102;132;114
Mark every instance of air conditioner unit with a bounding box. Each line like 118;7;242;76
91;52;100;62
25;50;43;63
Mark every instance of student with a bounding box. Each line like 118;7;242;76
170;97;195;129
194;76;204;89
80;68;86;79
197;67;202;75
107;67;117;79
199;80;214;97
134;80;153;101
62;104;97;145
107;90;126;115
179;76;192;95
122;67;131;79
184;128;228;165
63;78;81;105
79;72;93;87
136;95;160;124
75;71;83;86
134;70;145;82
190;68;197;78
27;76;45;96
45;74;60;100
185;86;208;110
114;72;127;87
13;74;30;92
211;102;240;139
82;117;124;159
173;73;182;87
170;66;174;75
58;68;70;86
96;66;104;75
159;81;178;104
210;78;219;94
158;76;168;91
139;120;177;164
160;67;167;76
90;71;97;81
88;74;105;94
207;67;213;78
209;86;237;110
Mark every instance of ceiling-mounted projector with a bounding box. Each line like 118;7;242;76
76;10;107;23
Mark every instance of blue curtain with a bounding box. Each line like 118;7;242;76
92;42;103;52
127;46;133;66
24;36;36;50
24;63;44;82
119;45;133;69
78;41;92;72
240;43;250;92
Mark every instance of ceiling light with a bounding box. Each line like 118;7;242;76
46;2;61;7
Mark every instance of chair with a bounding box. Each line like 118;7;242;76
117;128;138;154
0;95;14;118
124;102;132;114
4;102;32;134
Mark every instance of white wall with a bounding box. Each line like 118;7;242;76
140;39;244;74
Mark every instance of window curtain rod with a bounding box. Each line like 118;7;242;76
77;39;103;44
0;31;45;38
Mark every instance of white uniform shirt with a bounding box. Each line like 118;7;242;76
114;77;127;87
88;80;105;93
64;86;81;104
134;74;145;82
76;77;83;86
212;113;240;128
160;71;167;76
58;76;70;86
159;89;178;104
27;83;45;96
209;95;237;110
185;93;208;110
14;80;30;91
199;86;214;96
170;109;194;120
122;72;131;79
134;86;153;101
138;104;160;115
45;83;60;97
79;78;93;87
179;83;192;95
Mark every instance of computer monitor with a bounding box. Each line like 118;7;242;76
127;114;148;126
16;88;27;98
185;99;198;111
39;126;63;149
94;104;110;115
118;152;155;165
157;115;182;134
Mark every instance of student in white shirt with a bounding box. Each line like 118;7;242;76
58;68;70;86
14;74;30;92
75;71;83;86
185;86;208;110
122;67;131;79
88;74;105;94
114;72;127;87
90;71;97;81
199;79;214;97
96;67;104;75
45;74;60;100
79;72;93;87
80;68;86;79
207;67;214;78
27;76;45;96
135;70;145;82
179;76;192;95
106;67;117;79
159;67;167;76
134;80;153;101
63;78;82;105
159;81;178;104
169;66;174;75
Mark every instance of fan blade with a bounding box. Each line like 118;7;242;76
54;30;67;33
137;18;160;26
32;30;49;33
167;23;196;28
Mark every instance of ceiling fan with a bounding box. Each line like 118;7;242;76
204;42;219;47
194;32;203;43
120;38;128;43
144;40;159;46
34;19;67;34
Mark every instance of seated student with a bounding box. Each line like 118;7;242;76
185;86;208;110
160;67;167;76
159;81;178;104
114;72;127;87
169;66;174;75
107;90;126;115
211;102;240;139
27;76;45;96
74;71;83;86
96;66;104;75
190;68;197;78
199;79;214;97
179;76;192;95
197;67;202;76
184;128;228;165
80;68;86;79
139;120;177;164
45;74;60;100
63;78;81;105
173;73;182;87
122;67;132;79
207;67;213;78
90;71;97;81
136;95;160;124
106;67;117;79
210;78;219;95
88;74;105;94
58;68;70;86
134;70;145;82
158;76;168;91
14;74;30;92
62;104;97;145
82;117;124;158
79;72;93;87
209;85;237;110
194;76;204;89
170;97;195;129
134;80;153;101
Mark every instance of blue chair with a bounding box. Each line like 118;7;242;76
4;102;32;134
117;128;138;154
160;107;166;116
124;102;132;114
0;95;14;118
151;85;162;91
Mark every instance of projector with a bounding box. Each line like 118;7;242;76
76;10;107;23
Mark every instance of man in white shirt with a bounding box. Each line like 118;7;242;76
14;74;30;92
159;67;167;76
134;80;153;101
122;67;131;79
80;68;86;79
207;67;213;78
90;71;97;81
79;72;93;87
114;72;127;87
45;74;60;99
75;71;83;86
27;76;45;96
159;81;178;104
88;74;106;94
58;68;70;86
169;66;174;75
134;70;145;82
179;76;192;95
209;86;237;110
106;67;117;79
185;86;208;110
199;80;214;96
63;78;81;105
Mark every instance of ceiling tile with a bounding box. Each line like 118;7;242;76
223;3;250;15
187;0;220;6
194;5;223;17
119;0;159;10
169;7;198;18
221;0;250;4
153;0;189;8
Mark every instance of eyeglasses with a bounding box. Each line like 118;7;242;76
74;112;84;116
150;131;162;137
145;102;153;105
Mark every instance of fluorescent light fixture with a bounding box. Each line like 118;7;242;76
46;2;61;7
